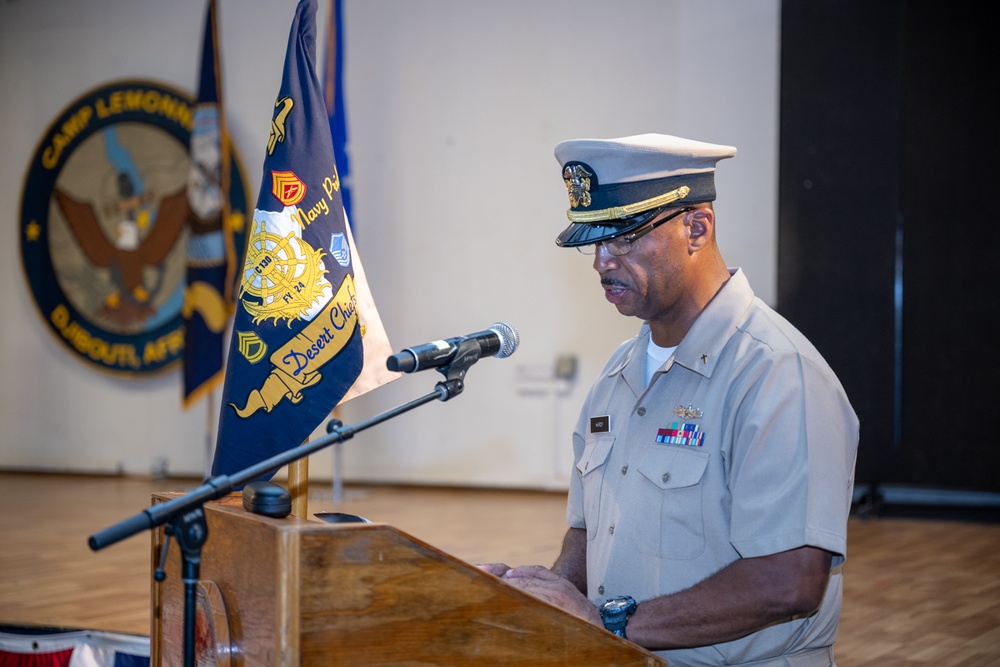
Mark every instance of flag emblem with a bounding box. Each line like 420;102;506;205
240;215;329;324
268;96;294;155
236;330;267;363
271;170;307;206
329;232;350;267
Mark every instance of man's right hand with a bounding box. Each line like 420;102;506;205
475;562;512;577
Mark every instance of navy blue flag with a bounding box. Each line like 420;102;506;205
211;0;396;477
323;0;352;225
183;0;239;406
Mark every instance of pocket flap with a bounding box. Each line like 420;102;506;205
637;446;709;489
576;434;615;476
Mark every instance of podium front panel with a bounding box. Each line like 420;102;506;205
151;493;665;666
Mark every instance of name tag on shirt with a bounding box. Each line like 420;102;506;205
590;416;610;433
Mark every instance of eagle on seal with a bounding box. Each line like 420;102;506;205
53;178;189;327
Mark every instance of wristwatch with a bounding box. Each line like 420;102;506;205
599;595;638;638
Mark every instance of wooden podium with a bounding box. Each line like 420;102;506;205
150;493;665;666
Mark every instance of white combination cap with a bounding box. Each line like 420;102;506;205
554;133;736;247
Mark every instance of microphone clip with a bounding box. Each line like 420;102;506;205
433;336;485;400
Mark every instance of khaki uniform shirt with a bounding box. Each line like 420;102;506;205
567;269;859;667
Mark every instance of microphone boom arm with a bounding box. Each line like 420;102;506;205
89;371;475;552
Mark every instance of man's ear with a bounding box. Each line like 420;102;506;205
685;207;715;252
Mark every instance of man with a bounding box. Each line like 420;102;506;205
479;134;859;666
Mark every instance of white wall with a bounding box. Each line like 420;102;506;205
0;0;780;489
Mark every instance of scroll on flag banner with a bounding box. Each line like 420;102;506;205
211;0;397;478
183;0;237;406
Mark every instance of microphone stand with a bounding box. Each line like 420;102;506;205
88;342;485;667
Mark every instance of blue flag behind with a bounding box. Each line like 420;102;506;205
212;0;393;477
183;0;239;406
323;0;352;226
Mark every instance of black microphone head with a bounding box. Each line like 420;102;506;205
386;350;416;373
489;322;519;359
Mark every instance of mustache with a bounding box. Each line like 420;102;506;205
601;277;629;288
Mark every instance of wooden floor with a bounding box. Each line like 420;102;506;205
1;472;998;666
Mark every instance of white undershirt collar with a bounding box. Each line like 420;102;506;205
645;338;676;386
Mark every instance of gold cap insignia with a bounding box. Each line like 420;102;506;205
563;164;593;209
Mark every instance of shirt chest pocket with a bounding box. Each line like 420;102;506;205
633;446;710;559
577;434;615;476
577;434;615;541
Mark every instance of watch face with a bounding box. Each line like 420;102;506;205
601;596;637;624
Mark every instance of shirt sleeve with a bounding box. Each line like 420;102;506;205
727;350;859;564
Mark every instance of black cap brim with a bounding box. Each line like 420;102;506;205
555;206;664;248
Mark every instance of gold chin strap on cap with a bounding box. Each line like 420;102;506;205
566;185;691;223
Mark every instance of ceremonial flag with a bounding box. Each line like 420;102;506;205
211;0;397;478
0;627;149;667
183;0;237;406
323;0;352;225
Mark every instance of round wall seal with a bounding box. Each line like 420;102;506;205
19;79;248;376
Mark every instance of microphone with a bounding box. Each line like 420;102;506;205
386;322;519;373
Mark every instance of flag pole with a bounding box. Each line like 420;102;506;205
205;389;215;479
333;440;344;503
330;405;344;502
289;453;309;517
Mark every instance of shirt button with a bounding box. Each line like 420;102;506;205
662;472;671;483
637;407;646;416
609;524;615;534
598;585;605;595
621;465;628;475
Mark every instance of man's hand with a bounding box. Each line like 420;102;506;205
499;565;602;626
475;562;512;577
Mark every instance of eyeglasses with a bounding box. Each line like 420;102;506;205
576;207;694;256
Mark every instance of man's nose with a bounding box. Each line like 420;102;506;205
593;243;619;271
